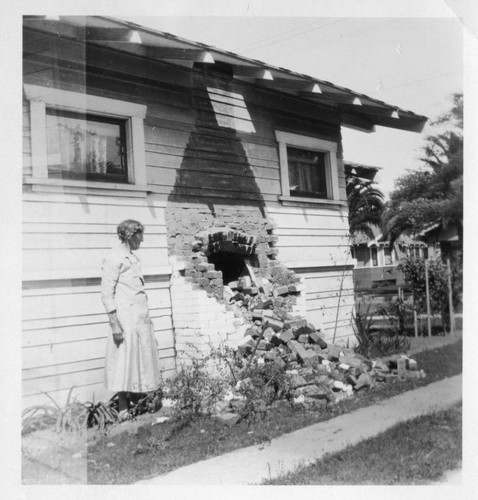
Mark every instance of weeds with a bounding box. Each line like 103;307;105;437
353;301;410;358
22;387;87;436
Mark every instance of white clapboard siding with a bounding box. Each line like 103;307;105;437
23;347;176;397
23;196;167;225
146;164;282;196
22;232;169;250
23;247;170;279
277;245;351;265
23;316;174;349
23;222;167;236
146;153;280;181
23;282;171;319
266;207;349;229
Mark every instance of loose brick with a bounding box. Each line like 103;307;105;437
290;375;308;388
287;340;309;362
297;334;309;344
309;331;328;349
257;297;273;309
264;317;285;332
338;355;364;369
252;309;265;320
326;345;342;361
301;384;328;400
274;285;290;296
257;340;271;351
278;329;294;343
262;327;275;341
290;320;310;332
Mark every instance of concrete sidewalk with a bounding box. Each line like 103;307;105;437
137;374;462;485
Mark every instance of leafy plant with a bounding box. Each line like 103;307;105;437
398;257;450;331
85;399;118;430
166;358;230;419
352;301;376;357
22;387;87;436
353;301;410;357
376;298;415;337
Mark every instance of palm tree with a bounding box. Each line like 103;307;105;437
346;175;385;240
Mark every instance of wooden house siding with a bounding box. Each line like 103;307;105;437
21;192;175;407
22;26;356;406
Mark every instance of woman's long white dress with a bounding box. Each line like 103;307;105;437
101;243;161;392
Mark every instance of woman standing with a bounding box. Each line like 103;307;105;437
101;219;161;420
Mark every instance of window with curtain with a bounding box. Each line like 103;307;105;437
286;146;328;199
46;109;127;182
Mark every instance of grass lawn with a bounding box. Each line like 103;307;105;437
264;403;462;485
87;338;462;484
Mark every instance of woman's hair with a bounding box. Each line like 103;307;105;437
117;219;144;243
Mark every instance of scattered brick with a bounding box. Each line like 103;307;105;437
309;331;328;349
287;340;309;362
301;384;328;399
278;329;294;344
264;317;285;332
274;285;290;296
326;345;341;361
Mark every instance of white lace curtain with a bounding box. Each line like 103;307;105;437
47;114;116;174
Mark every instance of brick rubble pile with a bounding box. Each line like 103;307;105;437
212;262;425;421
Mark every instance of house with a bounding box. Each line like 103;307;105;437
350;225;435;291
22;15;427;407
344;162;436;291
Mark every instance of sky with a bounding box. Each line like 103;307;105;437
123;14;464;196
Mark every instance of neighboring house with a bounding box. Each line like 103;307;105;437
22;16;427;407
418;221;461;261
350;226;434;290
344;162;434;290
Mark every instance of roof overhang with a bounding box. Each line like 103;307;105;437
23;15;428;134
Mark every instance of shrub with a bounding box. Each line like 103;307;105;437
166;358;231;419
398;257;450;331
353;301;410;358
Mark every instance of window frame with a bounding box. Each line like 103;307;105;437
24;84;147;195
275;130;341;206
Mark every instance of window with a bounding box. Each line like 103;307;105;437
275;131;341;205
383;246;393;265
24;84;147;194
46;109;128;183
287;147;328;199
371;247;378;267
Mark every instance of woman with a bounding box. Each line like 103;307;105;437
101;219;161;420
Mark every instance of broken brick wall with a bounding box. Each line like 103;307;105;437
165;69;311;363
165;68;352;365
